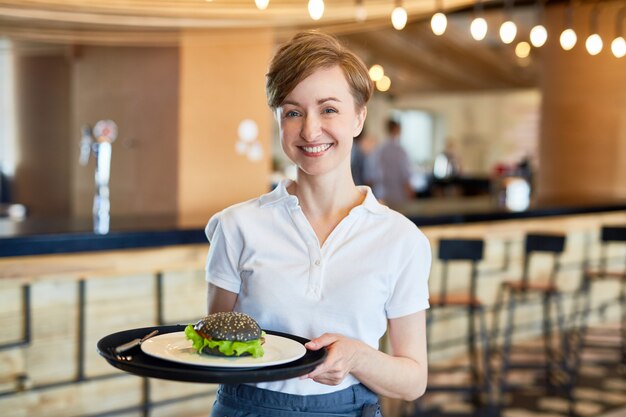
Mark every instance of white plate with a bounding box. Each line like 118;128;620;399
141;332;307;369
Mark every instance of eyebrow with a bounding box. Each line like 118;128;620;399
317;97;342;104
281;97;342;107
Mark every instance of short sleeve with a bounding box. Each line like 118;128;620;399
204;213;242;294
385;230;431;318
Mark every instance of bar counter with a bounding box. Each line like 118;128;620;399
1;197;625;417
2;195;626;258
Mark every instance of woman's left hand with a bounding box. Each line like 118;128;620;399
302;333;364;385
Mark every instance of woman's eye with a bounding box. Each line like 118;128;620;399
322;108;338;114
285;110;300;118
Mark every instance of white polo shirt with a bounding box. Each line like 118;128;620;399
205;180;431;395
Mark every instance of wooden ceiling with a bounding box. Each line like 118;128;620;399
338;12;541;95
0;0;576;94
0;1;477;29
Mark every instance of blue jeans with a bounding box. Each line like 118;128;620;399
210;383;382;417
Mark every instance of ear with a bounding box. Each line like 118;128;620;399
353;106;367;137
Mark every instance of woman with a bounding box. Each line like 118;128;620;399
206;31;431;417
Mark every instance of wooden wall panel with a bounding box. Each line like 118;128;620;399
71;46;180;218
13;48;71;217
177;29;274;217
538;3;626;200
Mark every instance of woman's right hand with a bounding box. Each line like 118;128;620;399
302;333;366;386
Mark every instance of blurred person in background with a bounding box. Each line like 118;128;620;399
366;119;414;208
351;126;376;186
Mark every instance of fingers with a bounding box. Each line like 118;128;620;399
305;333;339;351
305;363;346;386
302;335;360;386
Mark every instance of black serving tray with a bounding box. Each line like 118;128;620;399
97;325;327;383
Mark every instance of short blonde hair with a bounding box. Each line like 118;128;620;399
266;31;373;111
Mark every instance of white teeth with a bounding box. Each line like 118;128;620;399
302;144;331;153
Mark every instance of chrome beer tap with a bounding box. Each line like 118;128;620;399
79;120;118;234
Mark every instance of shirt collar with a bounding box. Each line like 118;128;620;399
358;185;388;215
260;179;387;215
259;179;298;208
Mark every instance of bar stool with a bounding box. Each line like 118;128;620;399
490;233;568;410
422;238;493;415
571;226;626;371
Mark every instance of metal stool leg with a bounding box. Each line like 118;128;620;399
620;279;626;368
542;292;554;390
551;291;577;417
468;305;481;408
490;285;505;353
478;307;498;416
496;290;517;411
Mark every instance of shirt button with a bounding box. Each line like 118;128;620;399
314;259;321;266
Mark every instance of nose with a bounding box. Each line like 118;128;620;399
300;114;322;142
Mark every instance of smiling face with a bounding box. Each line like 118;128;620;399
276;65;366;180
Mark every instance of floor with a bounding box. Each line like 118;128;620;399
388;324;625;417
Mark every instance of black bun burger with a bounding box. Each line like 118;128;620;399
184;312;265;358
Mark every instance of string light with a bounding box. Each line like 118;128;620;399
559;0;577;51
585;3;603;55
611;6;626;58
255;0;269;11
391;0;408;30
308;0;324;21
470;17;488;41
529;0;547;47
430;0;447;36
499;0;517;44
500;21;517;44
612;37;626;58
470;0;488;41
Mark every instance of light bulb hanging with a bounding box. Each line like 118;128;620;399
559;0;577;51
430;0;447;36
255;0;269;10
585;3;602;55
586;34;603;55
560;29;577;50
500;21;517;44
611;6;626;58
499;0;517;44
355;0;367;22
529;0;547;47
471;17;488;41
470;0;488;41
391;0;408;30
612;37;626;58
308;0;324;21
530;25;548;47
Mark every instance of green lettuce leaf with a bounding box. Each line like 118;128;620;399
184;324;265;358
